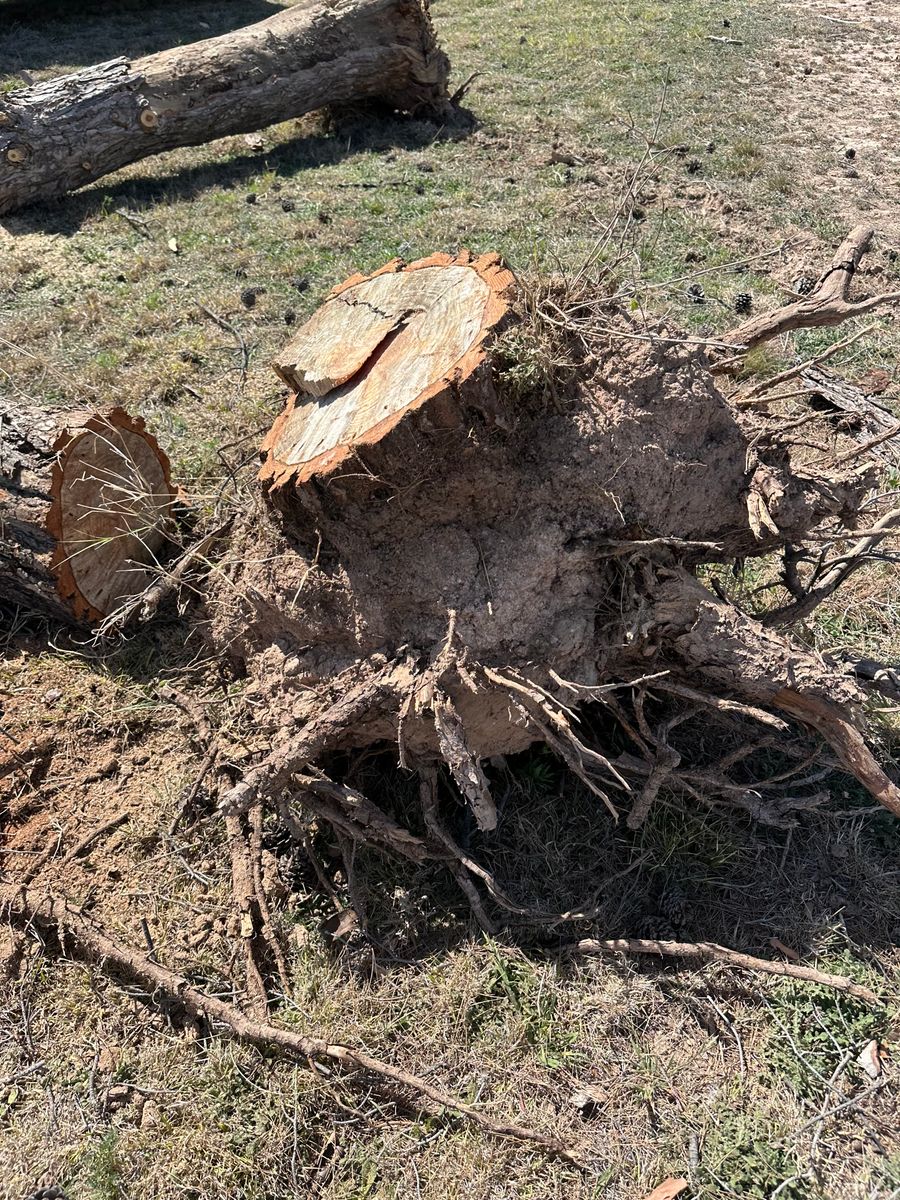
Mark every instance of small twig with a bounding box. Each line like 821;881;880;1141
61;811;130;863
169;745;218;836
248;801;290;992
808;1049;855;1158
113;208;152;237
138;917;156;962
829;420;900;467
97;522;232;634
198;304;250;387
571;937;881;1004
739;324;877;396
449;71;480;106
763;508;900;627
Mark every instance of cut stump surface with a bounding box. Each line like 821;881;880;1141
1;405;175;622
263;252;515;489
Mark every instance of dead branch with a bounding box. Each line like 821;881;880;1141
572;937;881;1004
764;507;900;626
225;811;270;1016
291;769;433;863
4;888;583;1166
721;226;900;352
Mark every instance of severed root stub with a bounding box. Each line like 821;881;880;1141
1;404;176;623
210;238;900;919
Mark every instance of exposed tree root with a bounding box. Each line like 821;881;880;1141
572;937;881;1005
3;889;585;1167
772;690;900;818
650;567;900;818
225;811;270;1017
219;663;403;816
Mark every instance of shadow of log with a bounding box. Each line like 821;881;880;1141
0;105;475;235
0;0;281;71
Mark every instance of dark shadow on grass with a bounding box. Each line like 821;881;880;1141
320;721;900;979
0;106;475;236
0;0;281;73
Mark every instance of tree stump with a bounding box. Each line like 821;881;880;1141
0;0;450;216
1;405;175;623
207;247;900;840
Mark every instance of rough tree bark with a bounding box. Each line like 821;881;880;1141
0;404;175;622
0;0;450;216
208;241;900;863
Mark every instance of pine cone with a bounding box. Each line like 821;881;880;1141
686;282;706;304
734;291;752;314
794;273;815;296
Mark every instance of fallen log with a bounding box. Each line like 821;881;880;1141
0;0;449;216
0;404;175;622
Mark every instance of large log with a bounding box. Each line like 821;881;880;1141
0;405;175;623
0;0;449;216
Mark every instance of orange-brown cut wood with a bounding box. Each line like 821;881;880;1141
1;404;175;623
262;251;515;490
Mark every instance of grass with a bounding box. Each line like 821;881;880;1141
2;0;900;1198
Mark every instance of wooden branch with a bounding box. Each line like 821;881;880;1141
4;889;583;1166
721;227;900;352
763;508;900;627
572;937;881;1004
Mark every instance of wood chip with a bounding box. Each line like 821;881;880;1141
641;1178;689;1200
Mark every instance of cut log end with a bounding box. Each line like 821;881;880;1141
46;408;175;622
260;251;515;490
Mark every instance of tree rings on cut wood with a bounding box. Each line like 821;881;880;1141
46;408;176;621
261;251;515;490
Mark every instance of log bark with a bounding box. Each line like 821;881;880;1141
0;0;450;216
0;404;175;622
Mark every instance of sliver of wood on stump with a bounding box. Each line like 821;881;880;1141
1;405;175;622
262;251;515;490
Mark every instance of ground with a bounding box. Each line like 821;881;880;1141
1;1;899;1198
